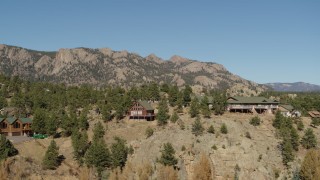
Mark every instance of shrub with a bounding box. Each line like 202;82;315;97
193;154;213;180
212;145;217;150
170;112;179;123
250;116;261;126
300;149;320;179
220;123;228;134
207;125;215;134
181;145;186;151
311;117;320;127
145;127;154;138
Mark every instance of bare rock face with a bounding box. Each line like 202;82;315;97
0;44;268;94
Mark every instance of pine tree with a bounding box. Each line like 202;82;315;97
170;111;179;123
290;128;300;151
71;130;89;164
168;86;179;107
297;120;304;131
183;85;192;106
189;98;199;118
192;116;204;136
101;103;112;122
311;117;320;127
78;113;89;130
281;138;294;165
93;122;105;142
157;98;169;126
301;128;317;149
32;108;47;134
201;96;211;118
85;140;111;176
46;114;57;136
0;96;7;109
273;111;284;129
0;135;18;160
42;140;59;170
111;137;129;169
158;143;178;167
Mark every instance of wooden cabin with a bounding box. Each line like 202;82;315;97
129;101;155;120
227;96;279;114
0;117;33;136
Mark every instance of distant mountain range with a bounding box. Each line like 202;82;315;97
0;44;268;96
265;82;320;92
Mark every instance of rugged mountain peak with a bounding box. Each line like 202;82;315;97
0;44;268;95
146;53;163;64
170;55;190;64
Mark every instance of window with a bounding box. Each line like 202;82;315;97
0;122;7;129
13;122;20;128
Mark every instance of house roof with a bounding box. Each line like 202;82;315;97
227;96;279;104
20;118;32;124
138;101;154;111
308;111;320;118
6;117;18;124
280;104;294;111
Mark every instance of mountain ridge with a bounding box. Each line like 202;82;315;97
265;82;320;92
0;44;268;95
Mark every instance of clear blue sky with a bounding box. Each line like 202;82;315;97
1;0;319;85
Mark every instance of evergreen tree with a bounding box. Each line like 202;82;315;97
297;120;304;131
189;98;200;118
183;85;192;106
220;123;228;134
200;96;211;118
101;103;112;122
78;113;89;130
111;137;129;169
170;111;179;123
301;128;317;149
42;140;59;170
0;96;7;109
168;86;179;107
273;111;284;129
93;122;105;142
85;140;111;176
192;116;204;136
61;114;75;137
207;125;215;134
158;143;178;167
290;128;300;151
0;135;18;160
281;138;294;165
46;114;57;136
71;130;89;164
157;98;169;126
176;92;184;113
32;108;47;134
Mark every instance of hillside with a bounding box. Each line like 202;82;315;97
265;82;320;92
0;44;268;96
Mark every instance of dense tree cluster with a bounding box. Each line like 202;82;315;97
0;135;18;161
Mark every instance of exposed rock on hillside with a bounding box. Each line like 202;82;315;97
0;44;268;95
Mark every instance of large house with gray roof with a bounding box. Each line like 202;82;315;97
227;96;279;114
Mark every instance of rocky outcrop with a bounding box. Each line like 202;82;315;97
0;44;268;94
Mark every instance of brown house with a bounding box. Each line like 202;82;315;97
0;117;32;136
129;101;155;120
